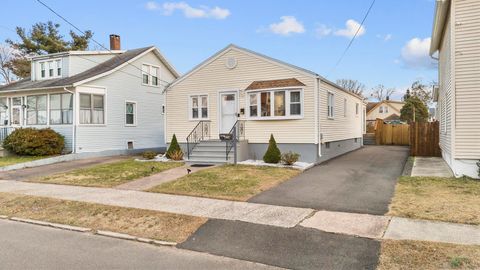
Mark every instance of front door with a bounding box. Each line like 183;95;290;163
220;92;237;134
11;97;22;126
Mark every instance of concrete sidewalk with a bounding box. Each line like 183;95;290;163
411;157;454;177
0;180;478;246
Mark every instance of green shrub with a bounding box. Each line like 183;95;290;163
3;128;64;156
166;134;181;159
142;151;157;160
281;151;300;165
263;134;281;164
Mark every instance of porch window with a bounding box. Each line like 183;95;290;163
26;95;47;125
190;95;208;120
80;93;104;124
50;93;73;124
0;98;7;125
327;92;334;118
248;89;302;119
125;101;136;125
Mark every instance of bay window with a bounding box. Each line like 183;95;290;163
190;95;208;120
248;89;302;119
50;93;73;124
26;95;47;125
80;93;104;124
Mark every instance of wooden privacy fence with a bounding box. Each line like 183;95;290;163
375;119;410;146
410;121;441;157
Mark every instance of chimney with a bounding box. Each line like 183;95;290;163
109;34;120;50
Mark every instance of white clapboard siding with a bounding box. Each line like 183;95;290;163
438;15;453;156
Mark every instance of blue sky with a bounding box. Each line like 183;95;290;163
1;0;437;100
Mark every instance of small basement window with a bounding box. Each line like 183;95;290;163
127;141;134;150
325;142;330;149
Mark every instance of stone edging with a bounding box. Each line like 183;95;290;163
0;215;177;246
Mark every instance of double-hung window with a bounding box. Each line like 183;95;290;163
248;89;302;119
142;64;159;86
0;98;7;125
80;93;105;124
327;92;334;118
40;62;46;78
379;106;384;113
26;95;47;125
385;106;389;113
356;103;359;115
190;95;208;120
50;93;73;124
38;59;62;79
125;102;136;125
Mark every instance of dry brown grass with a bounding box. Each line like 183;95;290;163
149;164;300;201
378;240;480;270
388;176;480;225
0;192;206;243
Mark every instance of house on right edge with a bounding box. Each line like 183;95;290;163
430;0;480;178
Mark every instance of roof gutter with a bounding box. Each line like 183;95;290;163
430;0;451;56
0;85;73;94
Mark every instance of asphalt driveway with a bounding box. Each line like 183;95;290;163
249;146;409;215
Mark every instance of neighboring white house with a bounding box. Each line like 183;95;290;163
430;0;480;178
0;35;179;154
165;44;365;164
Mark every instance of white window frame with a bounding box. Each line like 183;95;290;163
327;91;335;119
246;88;304;120
125;101;137;126
38;58;62;80
49;93;73;125
26;94;48;125
141;63;160;87
79;93;105;125
189;94;209;121
384;105;389;114
379;106;384;113
355;103;359;116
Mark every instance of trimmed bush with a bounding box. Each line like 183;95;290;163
3;128;64;156
263;134;281;164
166;134;181;159
142;151;157;160
169;150;184;161
282;151;300;165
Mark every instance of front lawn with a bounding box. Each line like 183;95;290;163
0;192;206;243
0;156;45;167
33;159;184;188
378;240;480;270
148;164;300;201
388;176;480;225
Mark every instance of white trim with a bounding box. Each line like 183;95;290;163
327;91;335;119
246;87;304;120
36;58;63;80
188;94;209;121
124;100;137;127
25;94;48;126
217;90;239;134
141;63;161;88
77;87;107;126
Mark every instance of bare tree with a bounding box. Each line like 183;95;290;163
370;84;395;101
336;79;366;96
0;44;16;84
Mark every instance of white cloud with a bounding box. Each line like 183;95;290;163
401;37;436;69
315;24;332;38
334;19;366;38
376;33;392;42
146;1;230;20
268;16;305;36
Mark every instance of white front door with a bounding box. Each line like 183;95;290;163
219;92;237;134
11;97;22;126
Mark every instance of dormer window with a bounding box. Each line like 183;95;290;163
142;64;159;87
38;58;62;80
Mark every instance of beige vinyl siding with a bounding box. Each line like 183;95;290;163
166;48;316;144
438;15;453;157
454;0;480;159
319;82;363;142
366;102;403;121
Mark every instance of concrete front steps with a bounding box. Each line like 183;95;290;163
186;140;233;164
363;133;376;145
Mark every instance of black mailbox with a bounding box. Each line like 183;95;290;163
219;133;233;141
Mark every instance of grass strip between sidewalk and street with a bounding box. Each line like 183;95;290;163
149;164;300;201
32;159;184;188
0;192;206;243
388;176;480;225
0;156;46;167
377;240;480;270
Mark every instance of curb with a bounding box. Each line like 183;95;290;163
4;216;177;247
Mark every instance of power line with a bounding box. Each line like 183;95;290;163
329;0;376;76
36;0;172;85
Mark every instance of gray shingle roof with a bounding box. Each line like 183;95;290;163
0;46;153;92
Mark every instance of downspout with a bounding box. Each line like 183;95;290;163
63;87;76;153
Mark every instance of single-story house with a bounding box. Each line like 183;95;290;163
430;0;480;178
0;35;179;154
165;44;366;164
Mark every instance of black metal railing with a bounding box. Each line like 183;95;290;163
186;121;210;159
0;127;15;145
225;120;245;163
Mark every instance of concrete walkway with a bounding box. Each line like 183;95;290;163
0;180;478;245
411;157;454;177
116;164;214;191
